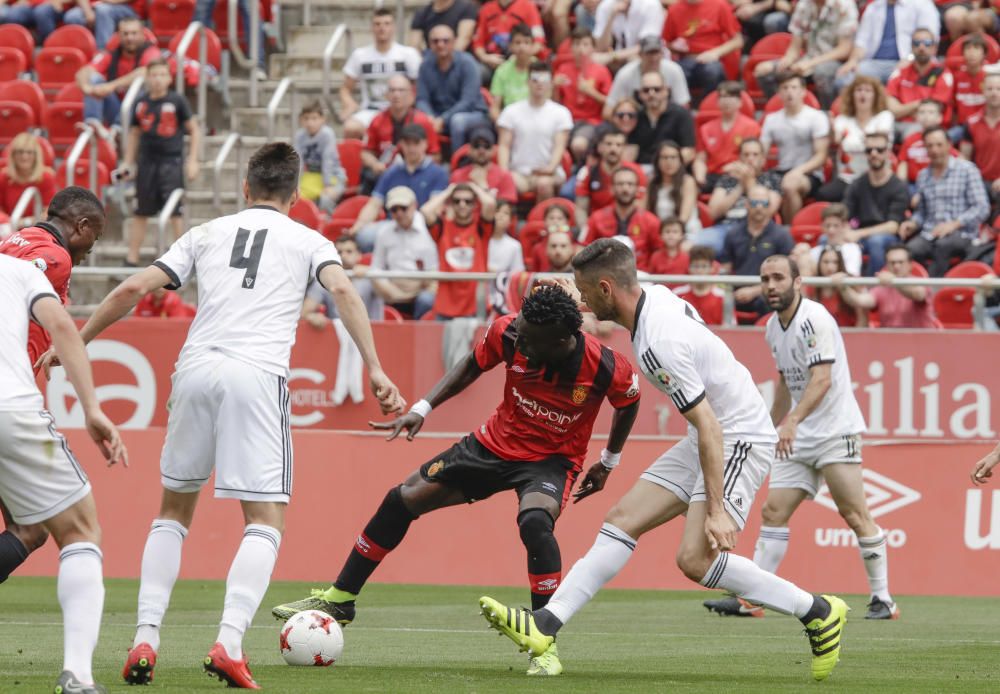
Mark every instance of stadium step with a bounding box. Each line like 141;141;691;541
286;25;374;56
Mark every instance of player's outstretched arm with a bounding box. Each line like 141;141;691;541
573;399;640;503
684;399;735;552
32;296;127;467
320;262;403;414
971;442;1000;485
370;353;484;441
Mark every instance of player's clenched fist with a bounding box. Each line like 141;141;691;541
369;369;405;415
971;442;1000;485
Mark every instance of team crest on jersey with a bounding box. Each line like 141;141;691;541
572;385;588;405
32;257;47;272
426;460;445;477
806;334;817;349
654;368;681;395
625;373;640;399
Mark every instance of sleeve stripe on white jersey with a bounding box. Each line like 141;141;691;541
153;260;182;290
28;292;58;323
676;390;705;414
800;318;815;337
808;357;835;368
315;258;343;288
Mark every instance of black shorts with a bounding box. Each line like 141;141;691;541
776;169;822;198
135;158;184;217
419;434;579;509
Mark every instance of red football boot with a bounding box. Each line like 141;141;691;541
122;642;157;685
203;642;261;689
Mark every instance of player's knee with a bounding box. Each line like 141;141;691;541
517;508;555;548
603;503;633;534
10;523;49;552
760;499;792;527
675;545;711;582
839;505;871;534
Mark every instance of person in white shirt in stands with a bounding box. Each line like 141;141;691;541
497;62;574;202
488;201;526;273
603;36;690;115
340;9;422;140
795;204;863;277
38;143;404;690
592;0;663;66
760;73;831;223
705;254;897;621
0;253;126;694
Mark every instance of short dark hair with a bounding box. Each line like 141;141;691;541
373;7;394;18
145;57;170;72
763;254;799;280
571;25;593;42
118;15;143;31
776;71;805;87
864;131;890;143
612;166;639;183
529;60;550;74
48;186;105;224
246;143;300;203
688;245;715;264
821;203;848;221
300;100;324;117
886;243;912;260
511;22;533;40
718;80;743;97
571;238;638;288
739;137;763;153
450;182;474;200
520;285;584;334
922;125;948;142
596;124;624;144
963;33;988;52
660;216;683;232
334;235;358;250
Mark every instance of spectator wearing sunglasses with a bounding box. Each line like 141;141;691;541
886;29;954;139
450;126;517;204
603;36;690;117
629;71;695;168
835;0;939;88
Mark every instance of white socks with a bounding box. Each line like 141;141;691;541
753;526;790;574
58;542;104;686
702;551;814;618
135;519;188;650
857;530;892;603
544;523;636;626
218;524;282;659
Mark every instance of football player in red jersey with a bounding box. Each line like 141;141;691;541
0;186;105;585
271;288;641;644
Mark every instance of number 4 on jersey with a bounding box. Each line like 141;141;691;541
230;228;268;289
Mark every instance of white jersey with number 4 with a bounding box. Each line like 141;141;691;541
632;284;777;444
154;205;342;377
765;296;866;445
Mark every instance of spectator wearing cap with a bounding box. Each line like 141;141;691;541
604;36;690;117
629;71;696;167
497;62;573;201
899;126;989;276
351;123;449;250
362;74;440;184
662;0;743;101
370;185;440;319
417;24;491;149
555;27;613;161
450;126;517;204
592;0;664;65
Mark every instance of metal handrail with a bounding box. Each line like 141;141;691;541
173;21;209;160
266;76;296;140
321;24;352;106
229;0;261;107
120;76;145;135
156;188;185;255
7;186;42;234
212;132;243;213
64;127;99;191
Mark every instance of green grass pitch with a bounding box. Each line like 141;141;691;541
2;578;998;693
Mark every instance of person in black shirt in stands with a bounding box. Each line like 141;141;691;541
629;71;696;168
843;132;908;276
116;59;201;266
409;0;479;51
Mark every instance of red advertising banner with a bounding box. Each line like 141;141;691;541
43;320;999;445
16;432;1000;596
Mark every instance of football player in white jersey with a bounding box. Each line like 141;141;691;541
41;143;404;689
0;254;126;694
706;254;897;621
480;239;848;682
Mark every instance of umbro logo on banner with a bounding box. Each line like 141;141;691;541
815;469;921;519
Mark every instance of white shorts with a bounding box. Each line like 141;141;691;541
0;410;91;525
640;437;773;529
348;109;379;128
160;353;292;503
769;434;863;498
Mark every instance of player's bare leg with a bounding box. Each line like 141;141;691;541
0;500;48;583
822;464;897;619
43;493;105;692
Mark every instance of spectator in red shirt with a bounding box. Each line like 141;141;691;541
76;17;162;128
574;126;645;229
673;245;724;324
135;287;197;318
363;75;441;181
584;166;661;270
422;182;497;318
0;132;56;219
662;0;743;103
525;204;578;270
961;73;1000;207
693;81;761;190
474;0;548;70
648;217;689;283
555;27;612;159
450;126;518;204
953;34;988;132
833;244;938;328
886;29;954;136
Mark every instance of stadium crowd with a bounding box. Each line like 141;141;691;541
2;0;999;329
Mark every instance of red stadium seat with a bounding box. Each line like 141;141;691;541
151;0;196;47
55;83;85;104
167;26;223;71
381;305;405;323
754;312;773;326
694;89;755;128
0;81;45;126
526;197;575;223
43;102;85;154
944;260;993;278
289;197;323;229
0;102;34;146
933;287;976;328
764;90;821;115
697;201;713;228
55;159;111;190
750;32;792;58
0;24;35;68
945;33;1000;70
742;56;772;107
337;139;363;198
322;195;383;240
0;47;27;82
43;25;97;60
36;47;89;93
1;137;56;168
790;202;828;246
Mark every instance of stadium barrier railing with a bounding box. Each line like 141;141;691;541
6;185;42;236
173;21;210;159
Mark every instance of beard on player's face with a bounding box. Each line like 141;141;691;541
766;282;797;311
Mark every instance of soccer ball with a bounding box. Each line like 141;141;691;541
278;610;344;666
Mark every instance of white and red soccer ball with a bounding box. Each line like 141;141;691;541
278;610;344;666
